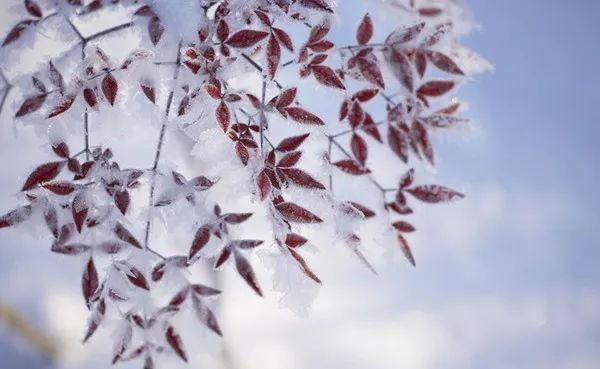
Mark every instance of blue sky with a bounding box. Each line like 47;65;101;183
0;1;599;368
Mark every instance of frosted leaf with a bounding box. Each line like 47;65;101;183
259;248;320;317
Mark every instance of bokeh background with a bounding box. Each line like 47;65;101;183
0;0;599;368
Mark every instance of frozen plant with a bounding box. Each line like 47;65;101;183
0;0;489;367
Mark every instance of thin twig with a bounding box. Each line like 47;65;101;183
85;22;134;43
143;41;183;249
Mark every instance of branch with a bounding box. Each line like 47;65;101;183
143;41;183;249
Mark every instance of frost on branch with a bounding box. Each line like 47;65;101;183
0;0;488;367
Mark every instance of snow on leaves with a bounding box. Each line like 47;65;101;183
0;1;485;368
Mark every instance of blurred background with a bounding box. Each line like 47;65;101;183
0;0;599;368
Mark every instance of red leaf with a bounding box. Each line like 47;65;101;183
277;151;302;167
362;113;382;142
426;51;464;75
216;101;229;131
412;120;434;165
192;284;221;296
169;287;189;306
233;251;263;296
392;221;415;233
233;240;263;249
350;133;368;165
43;181;75;195
48;61;64;91
223;213;252;224
397;234;415;266
15;94;46;117
22;161;64;191
178;95;190;116
311;65;345;89
308;23;330;43
82;258;99;307
398;168;415;189
352;89;378;102
280;168;325;190
347;202;375;218
276;133;309;152
436;102;461;115
284;107;324;125
386;23;425;45
419;7;443;17
275;202;322;223
339;100;349;121
189;225;210;259
148;16;164;45
256;170;271;200
114;190;130;215
235;141;249;166
2;20;37;47
299;0;333;13
83;298;105;342
288;247;321;284
307;40;334;52
406;185;464;203
333;160;370;175
347;101;364;127
276;88;296;108
266;35;281;79
285;233;308;248
417;80;455;97
386;48;414;92
52;243;91;255
125;266;150;290
51;142;69;158
133;5;155;17
356;14;373;45
140;83;156;103
166;326;187;362
192;296;222;336
47;95;76;118
357;57;385;88
0;205;32;229
225;30;269;48
273;27;293;51
25;0;43;18
216;20;229;42
83;88;97;108
415;50;427;77
205;84;221;100
114;223;142;249
72;192;88;233
388;125;408;163
102;73;118;106
214;246;232;268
